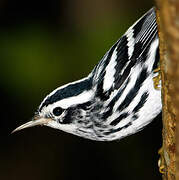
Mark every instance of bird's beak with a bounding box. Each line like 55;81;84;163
12;116;52;134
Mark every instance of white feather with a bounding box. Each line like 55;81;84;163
103;48;117;92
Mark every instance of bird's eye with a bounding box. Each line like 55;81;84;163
53;107;63;116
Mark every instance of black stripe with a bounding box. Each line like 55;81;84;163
133;15;147;38
114;41;143;90
101;77;130;120
133;92;149;113
110;112;129;126
114;58;136;89
113;36;129;88
132;114;138;120
39;78;93;111
96;43;118;100
152;46;160;71
117;68;148;112
96;77;110;101
115;36;129;68
76;101;92;110
104;122;132;135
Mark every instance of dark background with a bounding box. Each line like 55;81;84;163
0;0;162;180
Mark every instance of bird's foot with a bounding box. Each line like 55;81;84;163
158;146;165;174
153;66;161;90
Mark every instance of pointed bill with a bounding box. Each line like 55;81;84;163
12;117;52;134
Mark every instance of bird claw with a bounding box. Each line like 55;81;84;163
153;66;161;90
158;147;165;174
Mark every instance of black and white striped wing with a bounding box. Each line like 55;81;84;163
92;8;161;139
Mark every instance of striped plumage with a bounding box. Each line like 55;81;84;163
13;8;162;141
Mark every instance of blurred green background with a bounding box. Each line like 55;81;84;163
0;0;162;180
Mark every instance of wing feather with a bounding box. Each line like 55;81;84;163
92;8;159;101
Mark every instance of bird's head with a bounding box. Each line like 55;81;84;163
12;77;97;139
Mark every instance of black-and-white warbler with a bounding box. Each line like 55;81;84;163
13;8;162;141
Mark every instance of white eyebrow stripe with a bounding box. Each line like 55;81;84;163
49;90;94;109
39;76;91;110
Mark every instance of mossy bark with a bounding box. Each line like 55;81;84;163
155;1;179;179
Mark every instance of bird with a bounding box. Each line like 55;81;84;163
12;7;162;141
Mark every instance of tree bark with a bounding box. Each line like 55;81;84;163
155;1;179;179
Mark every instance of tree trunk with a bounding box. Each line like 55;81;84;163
155;1;179;179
